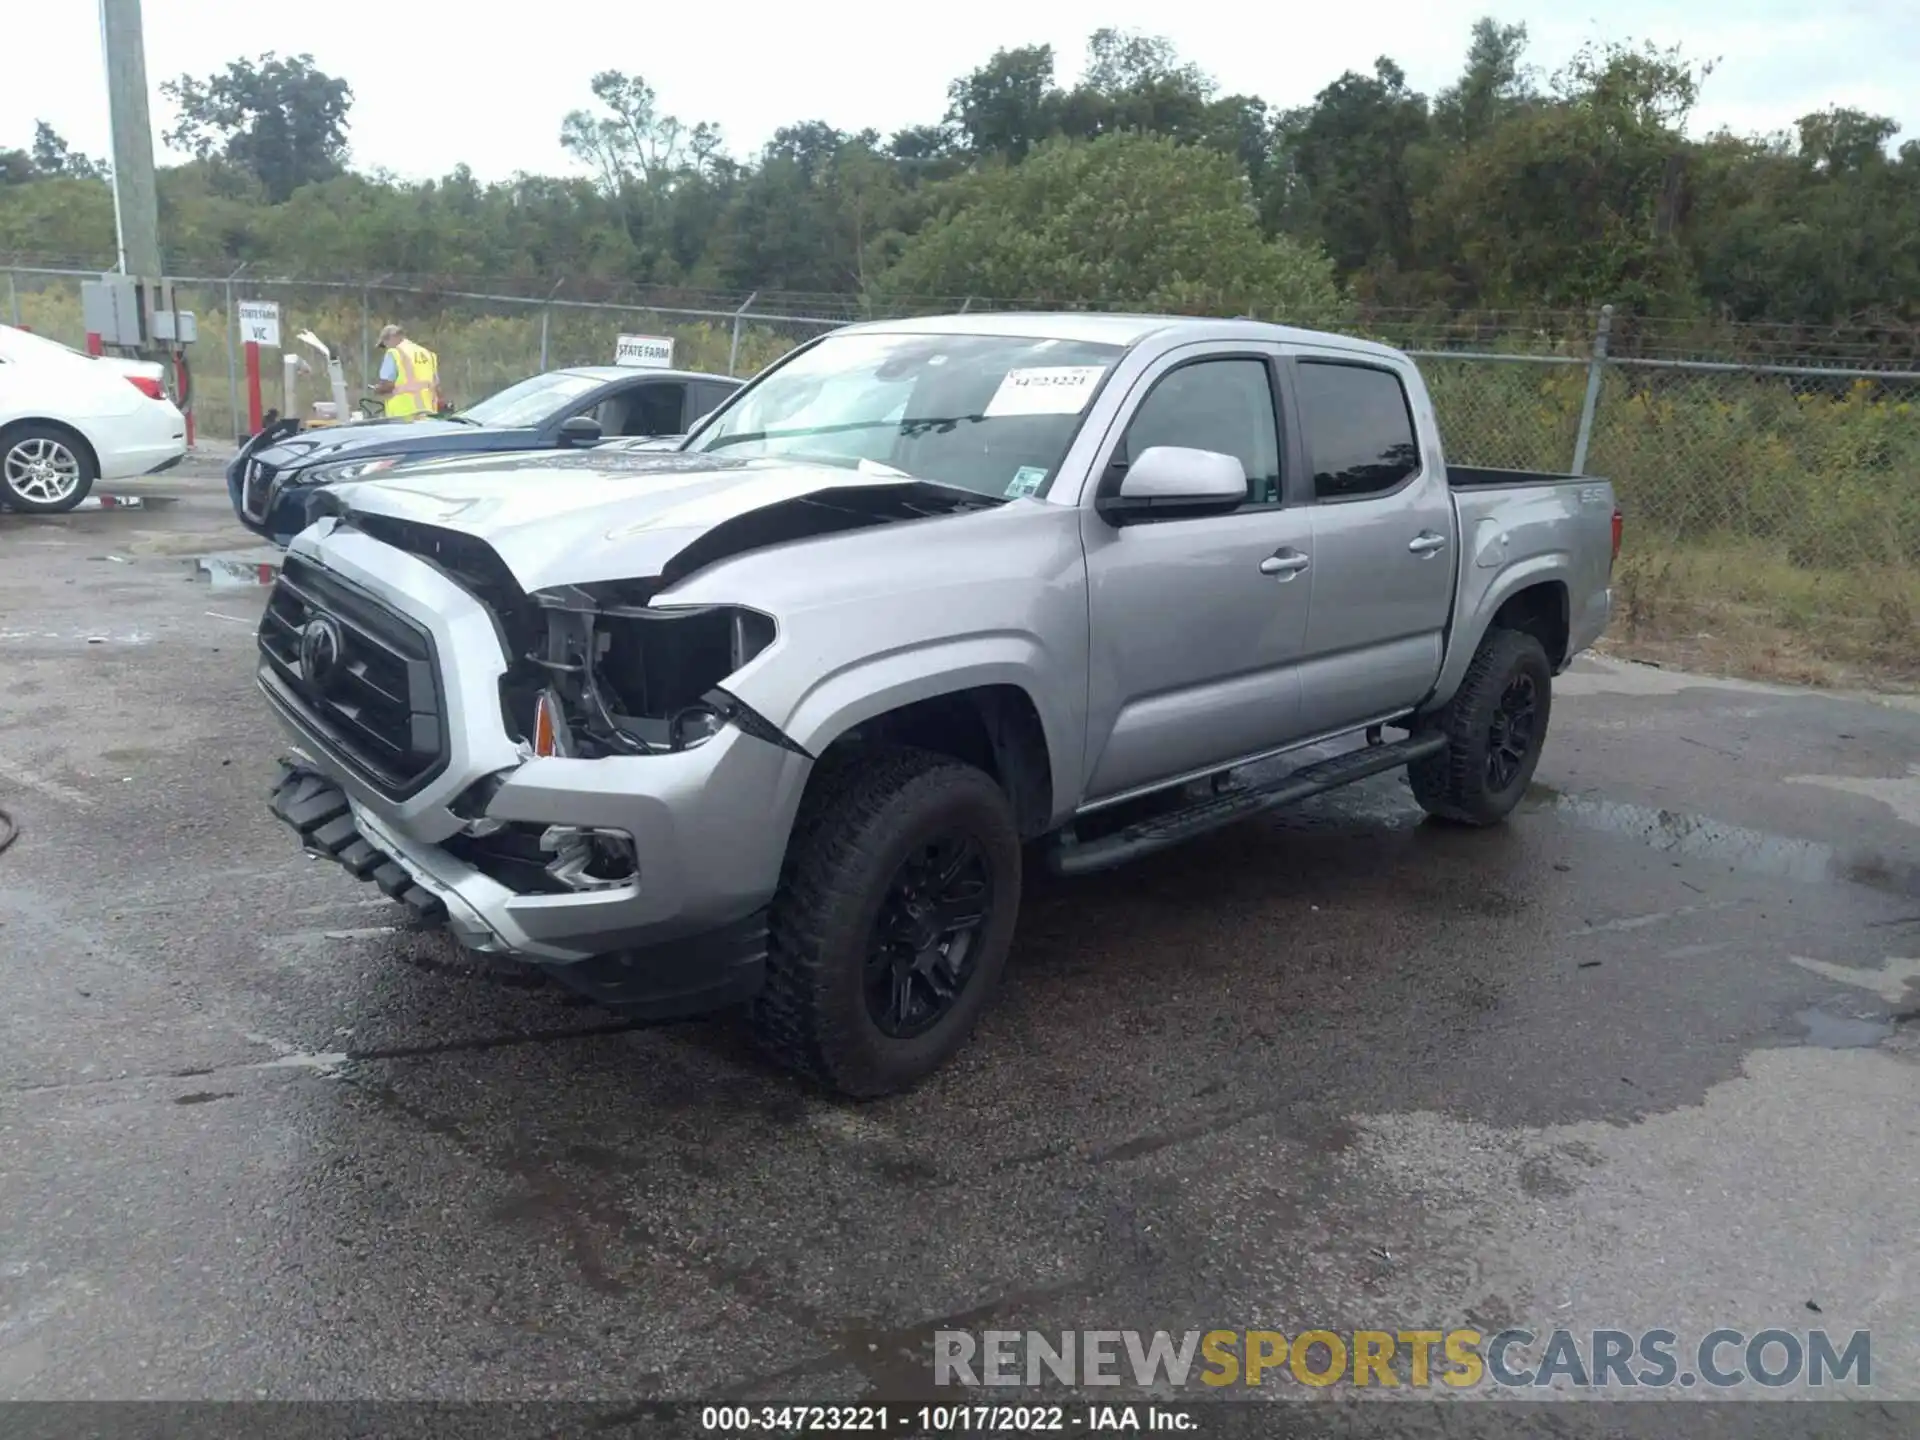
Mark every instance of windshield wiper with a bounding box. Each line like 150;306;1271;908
700;415;985;453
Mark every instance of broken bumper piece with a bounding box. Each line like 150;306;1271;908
269;761;446;924
265;759;769;1017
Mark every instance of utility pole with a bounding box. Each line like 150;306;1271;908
98;0;163;280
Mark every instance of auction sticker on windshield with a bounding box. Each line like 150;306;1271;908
984;366;1106;417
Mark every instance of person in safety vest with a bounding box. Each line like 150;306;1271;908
371;324;444;419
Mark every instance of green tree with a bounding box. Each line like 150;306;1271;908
1412;40;1711;310
162;53;352;203
31;121;105;180
881;131;1346;322
1684;108;1917;324
559;71;727;276
1431;19;1537;145
945;45;1060;160
711;123;909;294
1057;27;1215;141
1272;60;1431;276
559;72;724;195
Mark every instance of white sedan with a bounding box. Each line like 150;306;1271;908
0;324;187;512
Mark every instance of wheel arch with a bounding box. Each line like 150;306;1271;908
792;676;1060;841
1423;561;1571;718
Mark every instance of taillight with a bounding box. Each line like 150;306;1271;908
126;374;166;401
1611;506;1623;571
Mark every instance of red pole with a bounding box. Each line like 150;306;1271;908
244;341;263;434
85;331;103;356
176;352;194;446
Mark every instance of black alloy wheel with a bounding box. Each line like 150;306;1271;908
1486;672;1539;791
864;834;993;1039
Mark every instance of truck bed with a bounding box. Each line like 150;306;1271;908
1441;466;1617;688
1447;464;1588;489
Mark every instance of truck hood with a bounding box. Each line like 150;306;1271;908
254;418;487;469
321;448;1001;595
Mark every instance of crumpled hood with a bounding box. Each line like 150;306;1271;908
324;448;987;594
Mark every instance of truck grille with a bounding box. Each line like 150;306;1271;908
257;554;447;798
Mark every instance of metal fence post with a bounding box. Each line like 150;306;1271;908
728;290;759;377
6;269;18;327
360;285;371;387
1571;303;1614;475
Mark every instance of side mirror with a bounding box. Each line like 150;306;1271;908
559;414;602;446
1096;446;1248;525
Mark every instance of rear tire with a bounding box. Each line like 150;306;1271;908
1409;627;1553;826
752;746;1022;1098
1;423;98;513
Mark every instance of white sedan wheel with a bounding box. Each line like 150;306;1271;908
2;430;94;511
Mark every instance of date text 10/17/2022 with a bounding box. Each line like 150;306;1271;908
698;1405;1197;1433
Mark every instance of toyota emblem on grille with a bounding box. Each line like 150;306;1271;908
297;614;345;690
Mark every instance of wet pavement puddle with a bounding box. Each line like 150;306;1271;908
1793;1006;1895;1049
1525;784;1920;900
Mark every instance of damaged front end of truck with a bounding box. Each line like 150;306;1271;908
258;451;1002;996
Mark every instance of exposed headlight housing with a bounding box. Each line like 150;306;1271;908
508;587;803;760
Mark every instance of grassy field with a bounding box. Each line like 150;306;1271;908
13;277;1918;692
1419;355;1920;691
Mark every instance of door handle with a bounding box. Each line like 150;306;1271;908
1408;531;1449;555
1259;549;1310;578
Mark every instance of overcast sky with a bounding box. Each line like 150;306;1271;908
10;0;1915;182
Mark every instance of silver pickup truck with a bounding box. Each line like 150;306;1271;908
259;313;1619;1096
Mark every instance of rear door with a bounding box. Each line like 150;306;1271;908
1079;346;1313;802
1284;353;1454;736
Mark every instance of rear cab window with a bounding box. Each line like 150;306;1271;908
1294;359;1423;501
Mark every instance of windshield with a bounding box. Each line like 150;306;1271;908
457;371;603;427
686;331;1128;499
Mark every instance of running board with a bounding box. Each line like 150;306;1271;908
1049;733;1448;877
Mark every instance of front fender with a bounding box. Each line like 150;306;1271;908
1423;552;1569;715
764;633;1080;826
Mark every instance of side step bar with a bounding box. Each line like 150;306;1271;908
1049;732;1448;877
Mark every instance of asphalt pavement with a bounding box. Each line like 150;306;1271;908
2;467;1917;1425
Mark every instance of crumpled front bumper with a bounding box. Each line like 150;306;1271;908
267;759;769;1016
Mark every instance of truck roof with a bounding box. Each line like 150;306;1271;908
834;310;1406;363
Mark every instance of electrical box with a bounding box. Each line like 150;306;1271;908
81;275;144;347
151;309;197;344
79;275;197;347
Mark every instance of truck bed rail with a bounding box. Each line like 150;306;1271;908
1447;465;1596;489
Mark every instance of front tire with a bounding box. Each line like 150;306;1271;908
1;423;98;513
1409;627;1553;826
752;746;1023;1098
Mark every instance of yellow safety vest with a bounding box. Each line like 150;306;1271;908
385;340;440;419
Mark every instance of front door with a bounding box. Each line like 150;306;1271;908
1080;349;1314;803
1288;355;1455;737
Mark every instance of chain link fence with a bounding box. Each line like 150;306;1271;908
8;262;1918;682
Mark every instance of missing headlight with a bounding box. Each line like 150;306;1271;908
515;594;788;758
